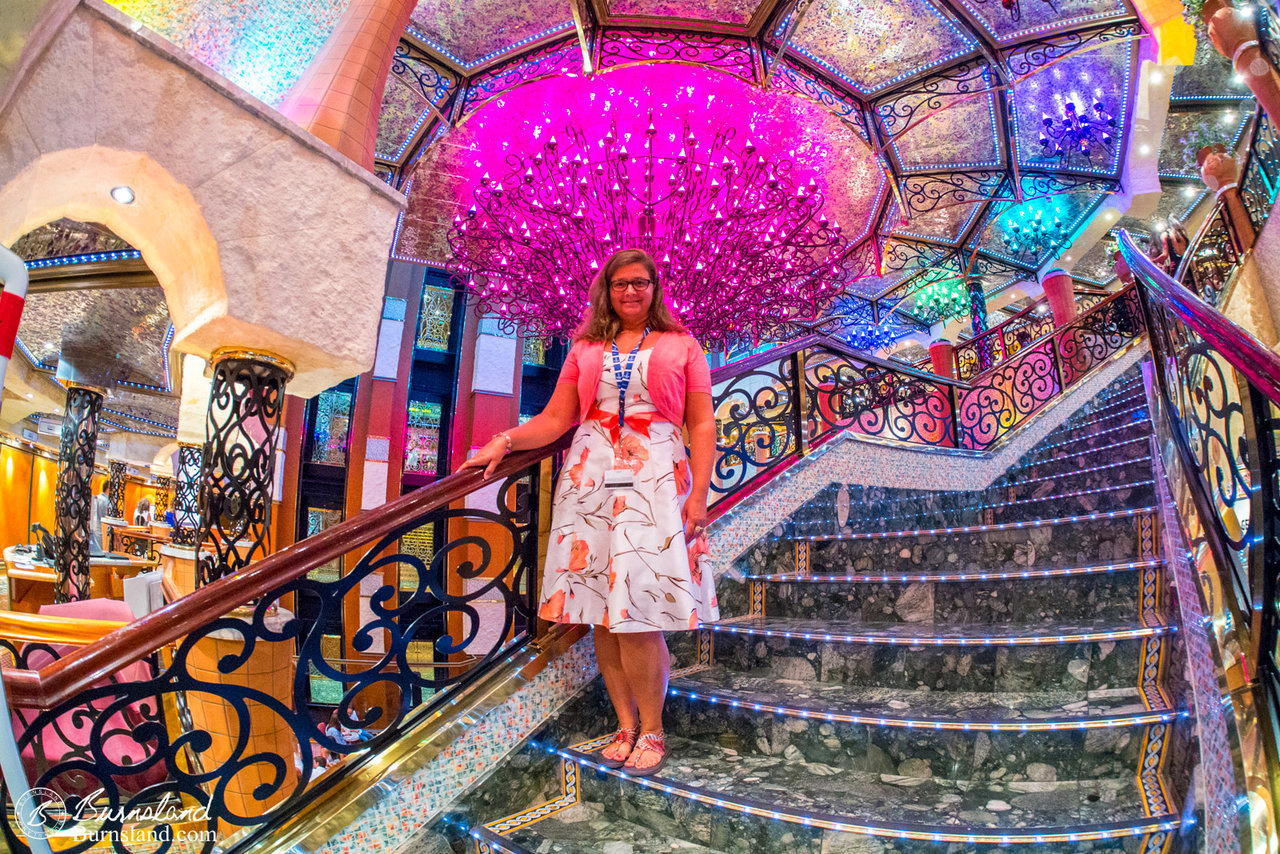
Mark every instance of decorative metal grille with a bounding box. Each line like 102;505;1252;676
107;460;126;519
154;476;173;516
197;354;291;586
522;336;546;366
172;444;203;548
53;385;103;603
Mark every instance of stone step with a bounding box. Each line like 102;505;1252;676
492;804;732;854
706;616;1168;693
790;473;1156;536
547;736;1177;851
663;669;1175;782
787;507;1156;577
1035;406;1151;449
1056;392;1148;431
1000;434;1151;483
752;559;1161;624
1020;420;1153;465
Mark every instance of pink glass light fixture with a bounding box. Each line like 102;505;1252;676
446;116;874;348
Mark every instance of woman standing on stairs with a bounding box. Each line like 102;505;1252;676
462;248;720;777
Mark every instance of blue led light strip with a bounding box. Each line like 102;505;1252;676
747;557;1163;584
666;685;1182;731
1025;420;1151;457
546;744;1181;843
24;250;142;269
706;622;1171;646
795;505;1156;542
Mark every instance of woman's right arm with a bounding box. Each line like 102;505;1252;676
459;382;580;478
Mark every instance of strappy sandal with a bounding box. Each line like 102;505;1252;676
623;731;667;778
598;726;640;769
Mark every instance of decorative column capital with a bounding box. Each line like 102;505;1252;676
209;347;296;379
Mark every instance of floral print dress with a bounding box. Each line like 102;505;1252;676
538;349;719;632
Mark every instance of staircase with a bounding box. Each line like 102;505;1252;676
432;367;1192;854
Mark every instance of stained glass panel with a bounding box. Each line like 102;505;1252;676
309;389;353;464
306;509;344;581
522;336;546;366
416;285;454;350
405;401;444;475
400;524;434;591
309;634;345;704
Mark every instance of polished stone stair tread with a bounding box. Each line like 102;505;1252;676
748;558;1162;582
707;616;1168;643
670;668;1172;724
506;802;729;854
564;736;1166;831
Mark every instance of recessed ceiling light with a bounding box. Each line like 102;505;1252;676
25;393;32;399
1150;70;1165;85
1064;255;1073;261
1184;186;1197;197
1138;144;1151;155
110;186;135;205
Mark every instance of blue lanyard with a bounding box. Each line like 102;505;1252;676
611;327;650;424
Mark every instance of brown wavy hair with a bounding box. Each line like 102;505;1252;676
573;248;688;342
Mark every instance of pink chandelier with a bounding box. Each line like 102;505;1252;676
446;117;872;348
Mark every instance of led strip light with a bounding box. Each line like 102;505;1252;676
793;505;1156;541
705;622;1171;646
746;557;1163;583
664;686;1184;731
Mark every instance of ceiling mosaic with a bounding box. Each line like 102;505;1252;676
382;0;1148;331
11;220;133;262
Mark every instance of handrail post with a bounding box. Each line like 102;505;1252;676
792;349;809;457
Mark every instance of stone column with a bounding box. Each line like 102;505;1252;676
928;339;956;379
280;0;420;170
1040;268;1078;328
1199;144;1258;254
196;348;294;587
53;384;104;603
966;277;993;371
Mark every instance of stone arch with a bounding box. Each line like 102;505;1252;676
0;146;226;333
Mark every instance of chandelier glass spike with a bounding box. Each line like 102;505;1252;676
913;277;969;322
446;116;866;348
1039;96;1115;161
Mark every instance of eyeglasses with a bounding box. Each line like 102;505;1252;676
609;278;652;293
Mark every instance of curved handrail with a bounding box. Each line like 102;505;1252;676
0;434;574;709
0;612;129;646
1118;231;1280;405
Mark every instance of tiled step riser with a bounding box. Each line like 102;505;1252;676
709;633;1151;694
664;699;1152;783
791;479;1156;536
761;573;1149;624
800;516;1149;576
573;763;1151;854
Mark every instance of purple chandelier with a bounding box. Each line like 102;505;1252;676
446;117;869;348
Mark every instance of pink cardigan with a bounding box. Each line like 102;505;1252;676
558;332;712;425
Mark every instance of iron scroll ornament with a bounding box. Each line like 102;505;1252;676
0;469;543;853
53;386;103;603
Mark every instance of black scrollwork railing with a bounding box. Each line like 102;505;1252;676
956;285;1145;451
710;336;962;507
1120;230;1280;627
1241;109;1280;234
0;445;563;854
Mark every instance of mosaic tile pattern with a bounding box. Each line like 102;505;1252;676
316;639;598;854
108;0;348;105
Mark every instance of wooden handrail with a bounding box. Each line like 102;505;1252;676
0;612;130;646
0;434;574;709
1119;231;1280;405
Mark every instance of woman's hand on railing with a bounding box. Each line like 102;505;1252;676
459;435;512;480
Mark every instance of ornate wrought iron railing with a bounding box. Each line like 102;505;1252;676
952;289;1110;382
1119;229;1280;839
710;290;1144;510
0;439;569;853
